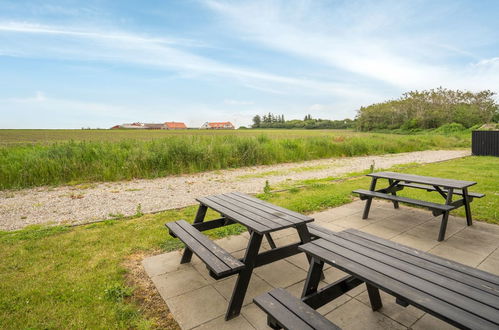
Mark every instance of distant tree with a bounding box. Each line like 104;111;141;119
252;115;261;128
250;112;354;129
356;88;498;131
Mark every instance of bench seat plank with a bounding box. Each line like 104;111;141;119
166;220;245;277
300;241;499;329
397;183;485;198
254;288;340;330
352;189;455;211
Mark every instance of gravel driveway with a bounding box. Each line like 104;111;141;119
0;149;469;230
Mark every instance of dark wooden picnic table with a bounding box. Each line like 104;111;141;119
299;228;499;329
353;171;484;241
166;192;314;320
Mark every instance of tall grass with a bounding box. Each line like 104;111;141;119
0;133;469;190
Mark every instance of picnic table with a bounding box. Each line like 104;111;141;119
353;171;484;241
165;192;314;320
297;228;499;329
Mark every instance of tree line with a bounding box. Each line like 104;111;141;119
252;113;355;129
355;88;499;131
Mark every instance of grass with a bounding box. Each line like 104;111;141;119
0;129;469;190
0;156;497;328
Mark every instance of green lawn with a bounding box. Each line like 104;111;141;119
0;156;497;329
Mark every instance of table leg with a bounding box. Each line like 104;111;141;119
362;177;378;219
366;283;383;311
388;179;399;209
296;224;324;279
438;188;453;242
301;257;324;298
462;188;473;226
265;233;277;249
180;204;207;264
225;231;263;320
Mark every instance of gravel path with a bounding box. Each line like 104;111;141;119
0;150;469;230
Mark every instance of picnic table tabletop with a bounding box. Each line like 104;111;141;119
299;228;499;329
368;171;476;189
196;192;314;234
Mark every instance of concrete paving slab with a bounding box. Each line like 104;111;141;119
428;244;486;267
478;248;499;276
331;215;378;229
322;267;350;285
411;313;457;330
214;235;249;253
240;303;269;330
441;234;498;258
284;280;351;315
324;298;406;330
391;233;440;251
142;250;191;277
166;285;228;329
359;222;405;239
253;259;307;288
213;274;273;307
313;206;363;221
355;290;424;327
192;314;255;330
151;267;210;300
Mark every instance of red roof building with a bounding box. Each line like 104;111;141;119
165;122;187;129
200;121;235;129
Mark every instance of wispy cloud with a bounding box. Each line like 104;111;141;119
204;0;499;92
0;21;376;98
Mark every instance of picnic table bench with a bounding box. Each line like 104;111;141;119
294;228;499;329
353;171;484;241
166;192;315;320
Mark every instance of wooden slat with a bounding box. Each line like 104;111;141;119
338;230;499;296
166;220;244;276
178;221;245;270
254;288;339;330
320;234;499;309
213;194;291;228
300;242;498;329
197;196;270;233
223;193;303;225
313;238;499;322
307;223;336;239
353;189;455;211
368;171;476;189
269;289;340;330
397;182;485;198
254;292;314;330
345;229;499;288
204;195;283;231
232;192;313;222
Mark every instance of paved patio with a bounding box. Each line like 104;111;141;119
142;200;499;329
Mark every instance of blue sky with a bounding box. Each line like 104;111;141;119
1;0;498;129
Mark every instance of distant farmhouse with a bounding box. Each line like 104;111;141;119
200;121;235;129
111;122;187;130
165;122;187;129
